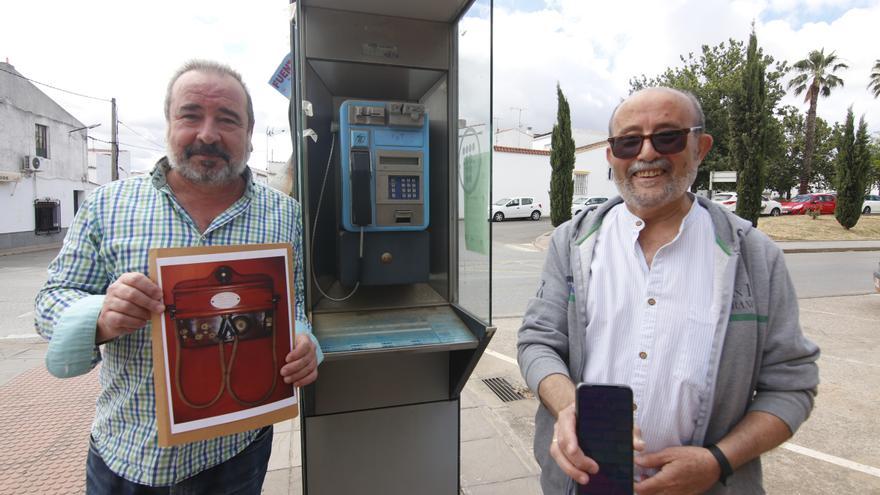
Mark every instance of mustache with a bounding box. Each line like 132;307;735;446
184;143;230;162
627;158;672;178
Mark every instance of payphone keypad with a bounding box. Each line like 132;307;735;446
389;176;420;200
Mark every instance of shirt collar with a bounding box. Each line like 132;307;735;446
617;192;700;234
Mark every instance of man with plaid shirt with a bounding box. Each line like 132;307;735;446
34;59;321;494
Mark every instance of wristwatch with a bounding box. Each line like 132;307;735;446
706;444;734;486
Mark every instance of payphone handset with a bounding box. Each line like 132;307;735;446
339;100;430;232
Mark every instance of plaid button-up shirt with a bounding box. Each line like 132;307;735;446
35;159;319;486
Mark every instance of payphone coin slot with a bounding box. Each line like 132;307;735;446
394;211;413;224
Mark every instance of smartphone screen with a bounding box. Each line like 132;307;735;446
576;383;634;495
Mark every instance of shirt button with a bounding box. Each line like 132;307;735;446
633;402;638;411
636;220;643;227
647;298;656;306
639;351;647;359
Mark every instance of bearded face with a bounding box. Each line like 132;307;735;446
165;70;252;186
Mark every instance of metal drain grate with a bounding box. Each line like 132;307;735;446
482;377;526;402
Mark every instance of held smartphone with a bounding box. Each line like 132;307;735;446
576;383;634;495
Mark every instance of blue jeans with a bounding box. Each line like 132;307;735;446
86;426;273;494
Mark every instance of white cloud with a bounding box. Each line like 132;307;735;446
3;0;878;173
3;1;294;172
493;0;880;139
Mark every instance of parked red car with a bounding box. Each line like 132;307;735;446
781;193;836;215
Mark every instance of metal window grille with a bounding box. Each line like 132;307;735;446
34;199;61;235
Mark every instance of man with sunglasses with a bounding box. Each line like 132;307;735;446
518;87;819;494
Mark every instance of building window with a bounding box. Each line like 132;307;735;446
34;199;61;235
574;172;589;195
35;124;49;158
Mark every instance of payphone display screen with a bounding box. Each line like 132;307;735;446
379;155;420;166
388;176;420;200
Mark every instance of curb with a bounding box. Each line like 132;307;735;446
780;246;880;254
532;232;880;254
0;243;62;257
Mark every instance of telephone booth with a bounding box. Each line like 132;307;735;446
288;1;494;493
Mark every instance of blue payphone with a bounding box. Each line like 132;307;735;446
339;100;429;232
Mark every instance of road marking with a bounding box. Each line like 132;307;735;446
820;354;880;369
17;310;33;319
483;349;880;478
505;244;540;253
485;349;518;366
782;443;880;478
2;334;42;340
801;308;878;323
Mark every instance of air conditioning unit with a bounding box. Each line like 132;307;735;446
22;155;48;172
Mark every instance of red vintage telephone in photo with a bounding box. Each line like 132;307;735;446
168;265;279;409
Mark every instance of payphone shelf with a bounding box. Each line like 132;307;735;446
312;305;478;360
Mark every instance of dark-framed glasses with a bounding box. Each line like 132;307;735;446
607;126;703;159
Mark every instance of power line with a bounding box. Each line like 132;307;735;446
0;67;111;102
88;136;163;152
118;120;166;150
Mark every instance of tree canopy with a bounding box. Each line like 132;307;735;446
787;49;848;193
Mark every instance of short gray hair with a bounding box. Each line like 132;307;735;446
164;59;255;134
607;87;705;136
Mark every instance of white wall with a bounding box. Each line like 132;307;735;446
492;146;620;214
574;147;619;198
88;150;132;184
492;151;552;214
0;62;96;238
494;128;534;148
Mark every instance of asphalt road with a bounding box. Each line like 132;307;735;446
489;218;880;316
1;228;877;336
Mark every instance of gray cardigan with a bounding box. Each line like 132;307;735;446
517;196;820;494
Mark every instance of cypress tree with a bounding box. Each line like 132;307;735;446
730;28;768;227
550;83;575;227
834;108;870;229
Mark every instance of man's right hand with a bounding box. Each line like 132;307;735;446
551;403;598;485
552;405;647;487
96;272;165;343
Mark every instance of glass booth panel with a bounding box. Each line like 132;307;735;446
456;0;492;323
290;1;492;357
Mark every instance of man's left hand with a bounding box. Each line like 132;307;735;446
634;446;720;495
280;333;318;387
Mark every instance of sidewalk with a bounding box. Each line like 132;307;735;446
0;316;541;494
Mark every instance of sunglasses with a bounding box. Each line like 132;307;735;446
607;126;703;159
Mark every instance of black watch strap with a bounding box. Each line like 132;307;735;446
706;444;734;486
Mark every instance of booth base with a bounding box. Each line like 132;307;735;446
303;400;459;495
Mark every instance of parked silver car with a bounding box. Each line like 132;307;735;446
863;194;880;215
712;192;782;216
571;196;608;217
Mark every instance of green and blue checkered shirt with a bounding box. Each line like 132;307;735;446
35;159;321;486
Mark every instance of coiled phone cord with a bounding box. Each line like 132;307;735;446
174;314;278;409
310;131;363;302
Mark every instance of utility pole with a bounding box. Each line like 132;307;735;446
111;97;119;181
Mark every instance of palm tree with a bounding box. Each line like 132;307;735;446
787;49;848;194
870;59;880;98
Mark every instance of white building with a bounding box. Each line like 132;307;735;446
88;148;131;184
492;127;617;213
0;62;100;252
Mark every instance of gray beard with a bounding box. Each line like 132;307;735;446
166;145;248;186
614;158;696;211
